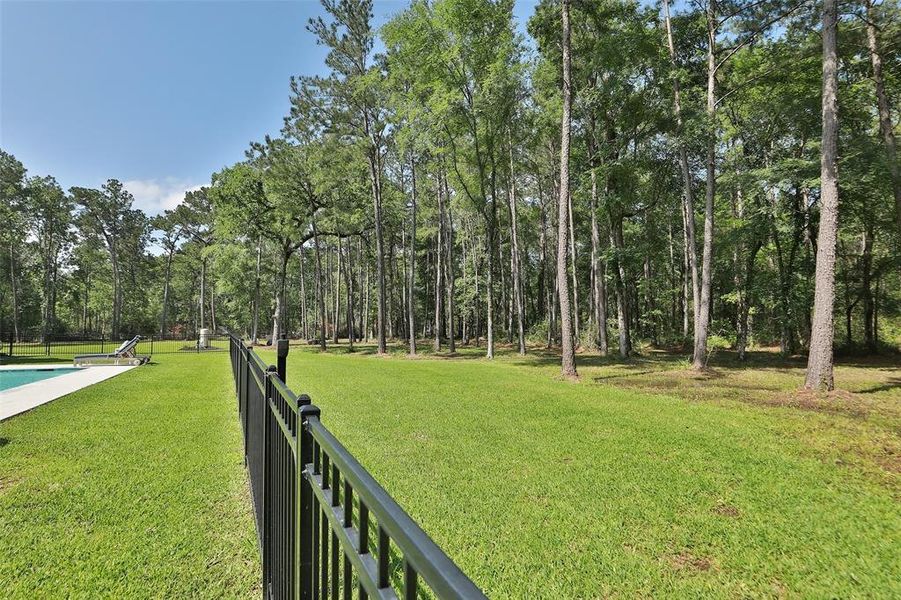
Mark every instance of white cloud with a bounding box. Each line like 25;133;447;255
122;178;203;215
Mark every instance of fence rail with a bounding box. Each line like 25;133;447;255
2;334;228;359
229;334;486;600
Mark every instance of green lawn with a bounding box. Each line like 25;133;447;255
1;344;898;598
260;342;900;598
0;353;259;598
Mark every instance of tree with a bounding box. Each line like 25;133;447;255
805;0;840;390
299;0;389;353
173;188;215;332
28;176;72;340
151;210;184;335
862;0;901;237
556;0;578;379
0;151;29;341
72;180;147;339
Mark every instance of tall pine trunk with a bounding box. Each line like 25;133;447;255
664;0;699;344
299;248;308;340
434;175;444;352
568;190;580;347
588;135;608;355
408;159;418;355
9;244;19;342
556;0;578;379
693;0;717;370
445;171;457;353
344;237;355;350
805;0;840;391
312;218;327;350
864;0;901;236
507;137;526;354
333;239;341;344
160;250;173;336
365;114;387;354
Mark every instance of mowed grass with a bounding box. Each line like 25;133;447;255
259;342;900;598
0;353;259;598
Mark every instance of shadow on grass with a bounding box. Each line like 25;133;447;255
857;377;901;395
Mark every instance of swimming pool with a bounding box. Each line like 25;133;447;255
0;368;81;391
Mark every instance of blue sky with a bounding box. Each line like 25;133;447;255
1;0;538;214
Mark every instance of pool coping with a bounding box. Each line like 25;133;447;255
0;364;137;421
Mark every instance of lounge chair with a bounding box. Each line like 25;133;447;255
73;335;150;366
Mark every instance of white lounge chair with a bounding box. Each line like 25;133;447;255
73;335;149;366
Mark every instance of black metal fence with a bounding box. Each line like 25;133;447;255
229;334;486;600
2;334;228;359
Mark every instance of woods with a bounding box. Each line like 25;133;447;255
2;0;899;389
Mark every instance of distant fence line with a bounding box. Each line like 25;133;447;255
229;334;486;600
2;334;229;358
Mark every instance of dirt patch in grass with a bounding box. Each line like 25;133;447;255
0;474;22;495
668;551;718;573
712;502;741;518
764;389;870;418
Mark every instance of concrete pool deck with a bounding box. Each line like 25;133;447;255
0;364;136;421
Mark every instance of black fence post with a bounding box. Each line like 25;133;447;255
243;345;251;460
263;364;277;599
297;397;318;600
277;339;289;383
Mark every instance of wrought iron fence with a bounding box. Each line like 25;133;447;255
229;334;486;600
2;334;228;359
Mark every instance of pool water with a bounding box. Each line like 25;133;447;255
0;368;80;392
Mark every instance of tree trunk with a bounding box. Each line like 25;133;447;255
344;237;355;350
299;248;308;340
210;271;217;333
445;171;457;353
109;241;121;339
805;0;839;391
158;250;172;336
199;255;206;334
556;0;578;378
251;237;261;342
435;175;445;352
737;242;761;361
568;190;580;348
861;224;875;352
363;244;370;342
693;0;717;370
474;231;481;344
539;187;553;349
507;137;526;354
681;202;692;340
9;243;19;342
864;0;901;236
608;211;631;358
364;114;387;354
312;218;327;350
588;138;608;355
664;0;699;344
272;249;289;344
333;238;341;344
874;272;881;347
486;213;496;359
408;159;418;354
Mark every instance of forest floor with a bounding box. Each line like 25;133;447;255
257;340;899;598
0;353;260;598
